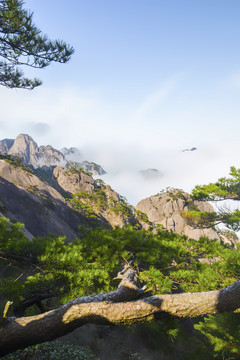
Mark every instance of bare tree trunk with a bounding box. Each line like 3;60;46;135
1;266;240;357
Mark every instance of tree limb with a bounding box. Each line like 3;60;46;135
1;264;240;357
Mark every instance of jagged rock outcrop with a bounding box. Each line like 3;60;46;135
6;134;65;168
53;166;143;229
8;134;39;165
65;160;106;175
38;145;65;167
136;189;220;240
53;166;95;194
0;138;14;154
0;134;106;175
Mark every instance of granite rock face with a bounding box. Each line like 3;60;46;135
0;134;106;175
0;138;14;154
0;156;146;238
6;134;65;167
136;189;220;240
65;160;106;176
38;144;65;167
53;166;95;194
0;159;84;240
8;134;39;165
53;166;143;229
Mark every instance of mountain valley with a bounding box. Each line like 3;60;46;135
0;134;222;242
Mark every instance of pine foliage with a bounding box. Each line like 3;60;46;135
0;0;74;89
183;166;240;231
1;209;240;357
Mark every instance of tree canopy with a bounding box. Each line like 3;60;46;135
2;167;240;358
183;166;240;231
0;0;74;89
1;219;240;358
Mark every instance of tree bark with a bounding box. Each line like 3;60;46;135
1;266;240;357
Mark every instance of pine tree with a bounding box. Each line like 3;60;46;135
0;0;74;89
183;166;240;231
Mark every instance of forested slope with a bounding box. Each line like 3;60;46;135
1;155;240;359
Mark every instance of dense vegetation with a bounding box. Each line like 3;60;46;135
1;215;240;359
2;340;97;360
1;1;239;357
184;167;240;231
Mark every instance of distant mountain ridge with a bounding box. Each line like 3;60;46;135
0;134;106;175
0;134;224;243
139;168;163;180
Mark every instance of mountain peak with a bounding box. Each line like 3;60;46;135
8;133;39;164
0;134;106;175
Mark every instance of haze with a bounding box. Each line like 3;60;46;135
1;0;240;204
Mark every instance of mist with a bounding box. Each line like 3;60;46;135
80;143;240;205
0;83;240;206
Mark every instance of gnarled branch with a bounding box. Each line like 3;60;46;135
1;266;240;356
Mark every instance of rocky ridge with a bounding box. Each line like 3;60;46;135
0;135;224;242
65;160;106;175
53;166;144;228
0;157;147;239
0;134;105;175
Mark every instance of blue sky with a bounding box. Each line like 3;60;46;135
1;0;240;203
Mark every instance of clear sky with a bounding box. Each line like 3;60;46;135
1;0;240;204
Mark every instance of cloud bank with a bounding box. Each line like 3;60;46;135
1;73;240;205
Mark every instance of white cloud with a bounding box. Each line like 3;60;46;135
1;78;240;206
92;143;240;205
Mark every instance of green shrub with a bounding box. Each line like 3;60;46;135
1;340;98;360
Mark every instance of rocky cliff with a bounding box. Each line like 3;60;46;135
5;134;65;167
0;159;81;240
8;134;40;165
53;166;95;194
0;156;147;239
136;189;220;240
53;166;144;228
0;138;14;154
0;134;106;175
65;160;106;175
0;136;225;242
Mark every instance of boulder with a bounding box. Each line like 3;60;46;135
136;189;220;240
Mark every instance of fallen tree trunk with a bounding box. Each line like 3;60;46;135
1;265;240;357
